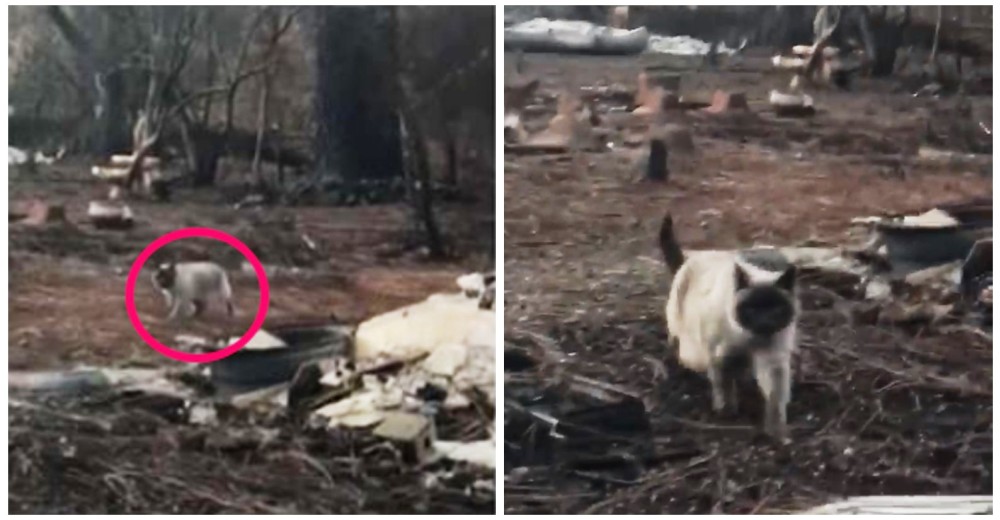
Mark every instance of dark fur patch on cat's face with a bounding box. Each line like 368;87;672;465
734;264;797;337
152;263;176;289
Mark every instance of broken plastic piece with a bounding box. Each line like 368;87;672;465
374;412;436;464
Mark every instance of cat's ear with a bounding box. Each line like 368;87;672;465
776;265;797;291
734;263;750;290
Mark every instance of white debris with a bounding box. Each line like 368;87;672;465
188;402;218;425
864;278;893;300
443;391;471;409
511;17;598;35
355;292;495;362
507;17;732;56
318;357;355;388
422;343;469;377
175;334;213;351
8;147;28;165
313;375;405;428
229;383;288;409
802;495;992;515
226;329;287;351
91;165;130;181
456;272;487;297
434;439;496;468
769;89;814;108
648;34;736;56
898;208;959;228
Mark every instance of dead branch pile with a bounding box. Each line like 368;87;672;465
504;273;991;514
9;390;494;514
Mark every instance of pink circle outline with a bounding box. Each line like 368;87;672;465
124;227;270;363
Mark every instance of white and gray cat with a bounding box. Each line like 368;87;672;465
151;261;235;321
659;213;799;440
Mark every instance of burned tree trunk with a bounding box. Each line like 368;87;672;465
313;7;402;187
399;114;446;258
45;6;130;156
389;7;446;259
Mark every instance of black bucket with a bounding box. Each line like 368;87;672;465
878;223;983;269
210;324;352;393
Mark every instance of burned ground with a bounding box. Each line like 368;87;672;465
503;52;991;514
8;163;494;514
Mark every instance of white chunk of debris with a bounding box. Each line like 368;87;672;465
313;375;405;428
898;208;959;228
769;89;814;108
456;272;487;297
87;200;134;217
422;343;468;377
109;154;161;168
648;34;735;56
188;402;217;426
864;279;892;300
355;292;495;362
336;286;496;417
507;17;732;56
229;383;288;409
91;165;131;180
318;357;355;388
226;329;287;351
8;147;28;165
802;495;993;515
790;44;840;57
433;439;496;469
175;334;212;351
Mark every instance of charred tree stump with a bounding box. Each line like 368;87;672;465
646;138;669;182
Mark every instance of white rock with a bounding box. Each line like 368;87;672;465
434;439;495;468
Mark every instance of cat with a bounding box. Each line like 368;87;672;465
659;213;799;440
152;261;235;321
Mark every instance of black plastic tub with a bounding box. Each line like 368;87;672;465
210;324;352;393
877;220;991;276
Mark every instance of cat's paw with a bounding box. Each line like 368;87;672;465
764;421;790;444
711;393;727;413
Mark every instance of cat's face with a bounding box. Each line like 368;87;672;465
733;263;797;337
152;263;177;290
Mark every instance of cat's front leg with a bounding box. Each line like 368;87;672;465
706;362;729;413
755;357;791;441
167;299;182;321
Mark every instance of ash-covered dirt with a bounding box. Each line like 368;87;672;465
503;52;991;514
9;162;492;370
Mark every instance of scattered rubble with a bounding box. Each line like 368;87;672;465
10;271;496;513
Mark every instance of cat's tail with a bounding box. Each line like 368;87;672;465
659;212;686;274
